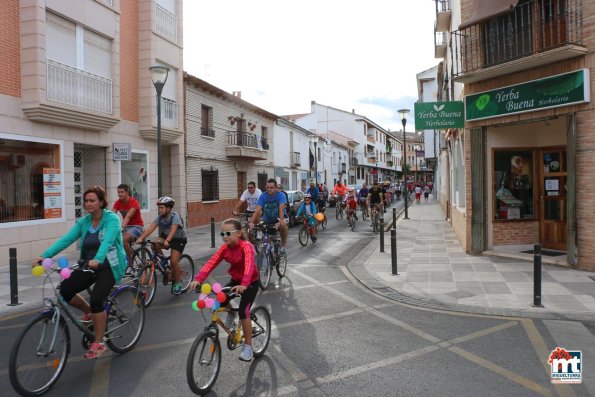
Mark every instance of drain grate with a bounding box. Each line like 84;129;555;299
445;290;476;299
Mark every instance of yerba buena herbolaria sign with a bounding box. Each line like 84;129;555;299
414;101;464;130
465;69;590;121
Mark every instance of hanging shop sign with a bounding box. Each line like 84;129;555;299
113;143;132;161
466;69;590;121
414;101;464;130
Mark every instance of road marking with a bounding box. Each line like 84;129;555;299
448;346;553;397
89;356;112;397
448;321;518;344
522;319;577;397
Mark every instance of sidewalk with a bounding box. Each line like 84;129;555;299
349;198;595;321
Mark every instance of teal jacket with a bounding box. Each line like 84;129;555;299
41;209;127;283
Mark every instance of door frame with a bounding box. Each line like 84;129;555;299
537;146;567;250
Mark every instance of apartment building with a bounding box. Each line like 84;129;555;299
0;0;184;262
184;73;276;227
436;0;594;271
273;118;316;192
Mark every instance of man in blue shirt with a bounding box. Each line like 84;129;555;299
358;183;370;217
249;179;288;254
306;181;319;198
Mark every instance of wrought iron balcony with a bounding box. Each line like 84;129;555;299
200;127;215;138
435;0;451;32
451;0;585;83
226;132;268;160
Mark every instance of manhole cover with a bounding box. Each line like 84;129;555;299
445;290;476;299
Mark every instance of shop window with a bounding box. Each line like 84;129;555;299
0;136;62;223
494;150;534;220
120;151;149;209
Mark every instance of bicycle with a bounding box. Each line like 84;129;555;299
359;199;368;222
186;283;271;395
298;217;318;246
237;212;261;253
254;222;287;290
130;240;195;307
346;207;357;231
334;195;345;220
9;259;145;396
370;203;382;233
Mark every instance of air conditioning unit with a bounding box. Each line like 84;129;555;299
10;154;25;168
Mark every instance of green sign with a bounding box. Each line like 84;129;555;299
466;69;590;121
414;101;464;130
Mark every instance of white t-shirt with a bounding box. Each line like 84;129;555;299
240;188;262;211
415;186;422;194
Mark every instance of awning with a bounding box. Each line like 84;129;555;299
459;0;519;30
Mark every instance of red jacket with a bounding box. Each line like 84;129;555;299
194;239;258;286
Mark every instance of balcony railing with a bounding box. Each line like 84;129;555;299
155;2;177;42
201;127;215;138
435;29;447;58
452;0;583;78
227;132;269;150
292;151;301;166
435;0;451;32
47;59;112;114
435;0;450;13
159;97;178;129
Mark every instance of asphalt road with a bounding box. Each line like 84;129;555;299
1;210;593;396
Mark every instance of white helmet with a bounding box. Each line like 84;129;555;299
157;196;175;208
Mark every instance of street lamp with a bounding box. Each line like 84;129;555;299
398;108;410;219
311;135;319;186
149;65;170;198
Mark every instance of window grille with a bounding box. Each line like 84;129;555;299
257;172;268;192
202;167;219;201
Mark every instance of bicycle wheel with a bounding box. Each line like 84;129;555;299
250;306;271;357
179;254;195;292
361;207;368;222
9;313;70;396
321;215;327;230
335;206;340;220
373;213;379;233
105;286;145;354
137;262;156;308
298;226;309;246
130;247;151;275
351;215;356;231
256;249;271;290
187;330;221;395
276;252;287;278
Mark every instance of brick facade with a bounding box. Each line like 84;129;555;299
0;0;20;97
493;221;539;246
120;0;139;122
187;199;237;228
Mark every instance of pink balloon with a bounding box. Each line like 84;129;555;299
212;283;222;294
60;268;72;279
205;298;214;308
42;258;54;269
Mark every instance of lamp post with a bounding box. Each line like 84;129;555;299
311;135;319;186
414;144;419;185
398;108;410;219
149;65;170;198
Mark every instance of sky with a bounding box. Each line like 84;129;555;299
183;0;439;132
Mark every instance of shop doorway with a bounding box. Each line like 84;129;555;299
237;171;246;198
539;147;567;250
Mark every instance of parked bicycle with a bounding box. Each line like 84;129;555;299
186;284;271;395
130;240;195;307
9;259;145;396
298;216;318;246
254;222;287;290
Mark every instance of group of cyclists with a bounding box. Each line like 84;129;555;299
31;177;403;364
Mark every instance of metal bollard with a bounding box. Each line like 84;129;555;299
392;208;396;230
391;229;398;275
379;217;384;252
8;247;22;306
533;244;543;307
210;217;216;248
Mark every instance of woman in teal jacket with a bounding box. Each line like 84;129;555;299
35;186;127;359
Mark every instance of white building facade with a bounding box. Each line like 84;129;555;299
273;118;314;191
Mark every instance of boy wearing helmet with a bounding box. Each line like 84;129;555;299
296;194;318;242
136;196;187;295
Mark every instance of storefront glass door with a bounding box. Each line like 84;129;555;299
539;148;567;250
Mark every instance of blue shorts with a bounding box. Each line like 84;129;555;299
123;225;144;239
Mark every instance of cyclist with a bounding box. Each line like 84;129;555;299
358;183;370;217
366;182;384;226
331;181;348;200
316;192;327;214
136;196;187;295
344;188;359;224
112;184;144;263
34;186;127;359
188;218;259;362
249;179;288;254
232;181;262;219
296;194;318;242
306;181;319;199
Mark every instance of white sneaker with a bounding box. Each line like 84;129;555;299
239;344;253;362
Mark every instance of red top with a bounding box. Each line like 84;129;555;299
112;197;144;227
346;197;358;209
194;239;258;287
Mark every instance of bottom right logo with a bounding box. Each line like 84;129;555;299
549;347;582;384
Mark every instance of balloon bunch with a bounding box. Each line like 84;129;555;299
32;257;72;279
191;283;227;312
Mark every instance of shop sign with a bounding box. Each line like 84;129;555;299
113;143;132;161
466;69;590;121
43;168;62;219
414;101;464;130
415;150;425;158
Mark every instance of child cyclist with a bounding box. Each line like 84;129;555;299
344;187;359;222
189;218;259;362
296;194;318;242
136;196;187;295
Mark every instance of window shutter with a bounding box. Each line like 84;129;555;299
46;12;76;67
83;29;111;78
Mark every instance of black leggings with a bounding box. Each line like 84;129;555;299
224;280;259;320
60;266;116;313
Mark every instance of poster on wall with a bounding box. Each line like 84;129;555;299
43;168;62;218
